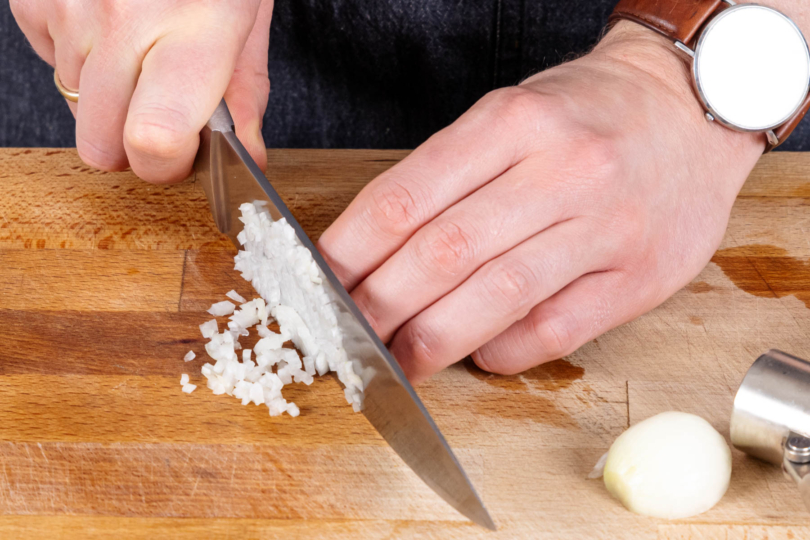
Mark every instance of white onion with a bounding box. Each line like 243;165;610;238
256;324;273;338
187;201;366;417
205;331;238;363
180;374;190;385
184;351;196;362
199;319;218;339
228;298;265;331
226;290;247;304
234;202;364;406
182;383;197;393
208;301;236;317
602;411;731;519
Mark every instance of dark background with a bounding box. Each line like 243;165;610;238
2;0;808;151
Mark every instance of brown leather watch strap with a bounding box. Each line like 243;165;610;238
767;93;810;152
610;0;810;151
609;0;722;45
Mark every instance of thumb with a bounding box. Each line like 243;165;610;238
224;0;274;172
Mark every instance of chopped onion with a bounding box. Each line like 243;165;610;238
180;374;190;385
226;290;247;304
208;301;236;317
234;202;364;407
205;331;238;363
199;319;218;339
256;324;273;338
187;201;366;417
601;411;731;519
184;351;196;362
182;383;197;393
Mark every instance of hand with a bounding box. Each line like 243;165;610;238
10;0;274;182
318;22;765;383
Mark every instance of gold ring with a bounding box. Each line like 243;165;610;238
54;69;79;102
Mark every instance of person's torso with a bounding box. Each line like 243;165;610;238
263;0;810;151
264;0;616;148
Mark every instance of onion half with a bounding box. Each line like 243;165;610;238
602;411;731;519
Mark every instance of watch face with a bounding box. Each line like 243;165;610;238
694;4;810;132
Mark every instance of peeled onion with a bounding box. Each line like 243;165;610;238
226;290;247;304
183;201;365;417
602;411;731;519
208;301;236;317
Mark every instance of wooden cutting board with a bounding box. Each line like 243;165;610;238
1;148;810;539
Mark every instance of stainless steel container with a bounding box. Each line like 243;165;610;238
731;350;810;509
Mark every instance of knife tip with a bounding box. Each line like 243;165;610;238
465;502;497;531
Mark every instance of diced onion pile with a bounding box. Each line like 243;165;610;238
182;202;365;417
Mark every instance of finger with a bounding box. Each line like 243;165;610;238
73;42;140;171
124;7;260;184
318;87;551;290
472;270;641;375
53;31;91;121
9;0;55;64
351;157;578;342
389;218;607;384
224;0;273;171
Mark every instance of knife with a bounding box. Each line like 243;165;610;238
194;99;496;530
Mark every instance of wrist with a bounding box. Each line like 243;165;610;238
592;20;765;164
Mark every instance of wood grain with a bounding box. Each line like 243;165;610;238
0;441;483;521
0;251;184;312
0;149;406;250
2;148;810;539
658;526;810;540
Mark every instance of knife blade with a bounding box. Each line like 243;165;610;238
194;99;495;530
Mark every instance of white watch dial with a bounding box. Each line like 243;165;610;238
694;4;810;132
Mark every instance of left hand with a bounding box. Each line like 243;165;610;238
318;22;764;383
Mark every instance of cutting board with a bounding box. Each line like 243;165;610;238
1;148;810;539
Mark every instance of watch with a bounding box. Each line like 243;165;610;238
609;0;810;151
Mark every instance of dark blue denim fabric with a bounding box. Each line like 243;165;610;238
1;0;808;150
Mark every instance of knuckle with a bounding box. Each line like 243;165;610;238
367;179;426;238
574;133;621;184
531;312;574;360
485;86;547;130
475;355;523;376
396;322;441;373
76;135;127;172
124;104;192;163
472;348;511;376
351;286;383;338
481;259;536;315
417;219;476;278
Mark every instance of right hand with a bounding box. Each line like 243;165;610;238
10;0;274;183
